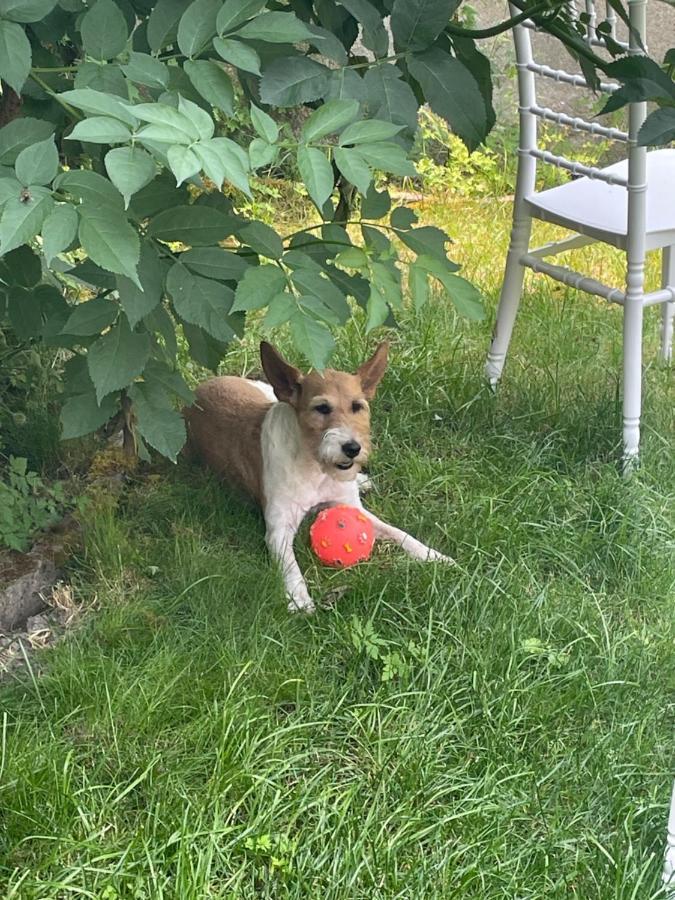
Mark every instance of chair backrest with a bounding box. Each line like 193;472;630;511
511;0;648;203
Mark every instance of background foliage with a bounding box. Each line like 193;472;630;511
0;0;673;464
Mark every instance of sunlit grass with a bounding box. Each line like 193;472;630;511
0;193;673;899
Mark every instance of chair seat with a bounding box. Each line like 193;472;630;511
525;148;675;252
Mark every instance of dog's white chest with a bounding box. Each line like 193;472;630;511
260;402;359;526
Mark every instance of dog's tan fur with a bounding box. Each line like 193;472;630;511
184;377;271;503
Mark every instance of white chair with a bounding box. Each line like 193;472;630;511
485;0;675;470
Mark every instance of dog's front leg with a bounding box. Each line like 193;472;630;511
265;510;315;613
364;512;454;564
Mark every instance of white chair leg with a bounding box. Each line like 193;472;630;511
622;260;645;473
485;211;533;386
661;246;674;362
664;781;675;894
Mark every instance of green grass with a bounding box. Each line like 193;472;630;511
1;197;674;899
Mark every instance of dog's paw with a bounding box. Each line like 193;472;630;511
287;593;316;614
426;548;455;565
356;472;373;494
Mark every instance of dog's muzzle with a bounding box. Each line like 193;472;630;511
320;429;365;475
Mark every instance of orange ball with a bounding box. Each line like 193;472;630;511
310;505;375;568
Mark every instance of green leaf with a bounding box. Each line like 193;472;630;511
339;119;404;146
249;138;276;171
335;246;368;269
78;203;141;286
365;285;389;333
290;310;334;370
305;22;348;66
74;60;128;97
638;107;675;146
177;92;216;142
250;104;278;143
339;0;388;57
105;146;156;208
363;64;418;148
41;203;79;265
147;0;186;51
148;205;237;245
181;320;228;369
0;245;41;287
14;136;58;187
390;206;417;230
117;242;165;328
121;52;169;89
67;117;133;144
396;225;453;263
237;221;283;259
7;285;42;339
184;59;234;115
166;262;236;342
61;389;118;439
354;141;416;177
0;176;20;207
291;269;350;323
178;0;220;57
234;11;313;43
129;380;187;462
0;20;31;94
263;291;295;329
129;173;189;219
361;184;391;219
326;67;368;105
181;247;249;282
409;262;428;310
415;254;484;319
391;0;459;52
192;138;250;195
408;49;487;152
0;190;53;256
0;118;54;165
88;316;151;402
80;0;129;60
58;89;139;126
0;0;58;23
602;55;675;112
68;259;117;291
61;296;118;336
167;145;201;187
216;0;266;34
143;358;193;403
302;99;359;144
232;263;285;312
144;305;177;360
55;169;124;210
260;57;331;107
129;101;198;142
297;145;334;209
212;36;261;75
334;146;372;195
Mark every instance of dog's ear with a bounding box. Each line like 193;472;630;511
260;341;303;405
357;342;389;399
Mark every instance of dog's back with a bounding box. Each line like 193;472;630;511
184;377;273;504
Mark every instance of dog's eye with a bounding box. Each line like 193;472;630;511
352;401;364;413
314;403;332;415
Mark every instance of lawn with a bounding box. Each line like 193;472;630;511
1;195;673;899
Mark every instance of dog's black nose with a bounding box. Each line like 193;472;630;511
342;440;361;459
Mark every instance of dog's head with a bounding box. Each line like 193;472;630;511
260;341;388;481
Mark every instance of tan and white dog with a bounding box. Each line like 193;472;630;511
184;341;451;612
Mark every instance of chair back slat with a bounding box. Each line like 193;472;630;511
510;0;648;196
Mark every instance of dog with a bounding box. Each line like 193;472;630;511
184;341;452;612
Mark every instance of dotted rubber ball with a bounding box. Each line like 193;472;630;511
309;505;375;568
